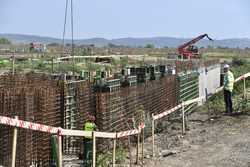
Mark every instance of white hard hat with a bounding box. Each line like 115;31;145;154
224;64;229;69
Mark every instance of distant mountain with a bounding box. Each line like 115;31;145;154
0;34;62;44
1;33;250;48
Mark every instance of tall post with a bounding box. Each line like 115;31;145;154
182;102;185;135
136;132;140;164
141;127;144;165
12;54;15;75
11;116;18;167
92;132;96;167
243;77;246;99
70;0;75;77
112;134;117;167
58;133;63;167
51;58;54;73
152;114;155;157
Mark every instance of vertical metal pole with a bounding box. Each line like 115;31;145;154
58;134;63;167
152;114;155;157
70;0;75;77
112;134;117;167
92;132;96;167
182;102;185;135
11;116;18;167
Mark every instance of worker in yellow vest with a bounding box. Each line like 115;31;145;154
223;64;234;115
83;115;97;167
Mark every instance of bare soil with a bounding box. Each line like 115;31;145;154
143;110;250;167
64;101;250;167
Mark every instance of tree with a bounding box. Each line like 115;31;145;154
0;38;11;44
47;43;60;47
107;43;118;48
145;43;155;48
120;56;128;68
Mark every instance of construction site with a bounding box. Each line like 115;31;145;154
1;1;250;167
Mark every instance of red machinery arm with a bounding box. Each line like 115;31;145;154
178;34;213;54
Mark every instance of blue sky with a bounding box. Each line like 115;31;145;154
0;0;249;39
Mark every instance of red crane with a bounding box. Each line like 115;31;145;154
177;34;213;59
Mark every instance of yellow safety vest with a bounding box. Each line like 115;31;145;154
84;122;96;139
224;71;234;92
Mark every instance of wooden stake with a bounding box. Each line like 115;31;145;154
152;114;155;157
92;132;96;167
11;116;18;167
182;102;185;135
58;134;63;167
243;77;246;99
141;128;144;165
128;135;132;167
136;132;140;164
112;134;117;167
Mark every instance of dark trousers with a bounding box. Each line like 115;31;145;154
224;90;233;113
83;138;93;167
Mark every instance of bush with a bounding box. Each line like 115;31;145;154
232;58;245;66
96;148;126;167
145;44;155;48
0;38;11;44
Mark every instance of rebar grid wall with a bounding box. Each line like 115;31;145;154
62;81;78;155
96;75;178;133
178;72;200;113
0;73;62;167
62;80;96;155
76;81;96;130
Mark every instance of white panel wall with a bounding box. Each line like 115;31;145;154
198;64;221;104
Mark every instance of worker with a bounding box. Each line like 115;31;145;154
223;64;234;115
83;115;97;167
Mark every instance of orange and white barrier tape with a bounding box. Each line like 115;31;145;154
153;97;204;121
117;123;145;138
0;116;59;134
139;122;145;130
153;104;182;120
183;97;204;106
0;115;145;138
117;129;139;138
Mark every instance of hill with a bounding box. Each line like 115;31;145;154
1;34;250;48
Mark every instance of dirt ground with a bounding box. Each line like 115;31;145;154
143;110;250;167
64;99;250;167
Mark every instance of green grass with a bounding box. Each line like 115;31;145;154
96;147;127;167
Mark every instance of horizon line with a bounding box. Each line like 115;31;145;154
1;33;250;41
